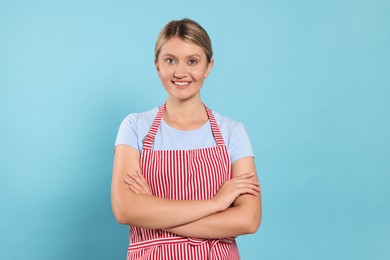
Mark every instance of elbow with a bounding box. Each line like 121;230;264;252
247;217;261;234
247;199;262;234
244;212;261;234
112;204;130;225
115;213;128;225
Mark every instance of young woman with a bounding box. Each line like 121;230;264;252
112;18;261;259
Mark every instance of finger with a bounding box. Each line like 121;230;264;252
127;173;152;195
128;182;141;192
128;172;143;185
236;181;261;190
243;183;261;193
230;182;261;197
125;174;137;184
124;177;139;188
235;186;260;197
128;183;141;193
244;189;260;196
234;172;256;179
125;176;145;192
139;178;151;193
124;178;132;185
134;171;147;184
134;171;152;194
135;170;148;181
230;179;259;186
135;170;144;178
136;180;149;194
125;176;142;187
127;172;138;181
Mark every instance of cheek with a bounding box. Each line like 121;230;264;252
159;68;173;80
157;62;173;74
191;68;208;80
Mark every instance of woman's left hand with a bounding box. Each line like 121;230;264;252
124;170;152;195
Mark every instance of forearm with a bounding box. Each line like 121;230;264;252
165;194;261;239
113;147;260;231
112;192;219;229
114;174;259;230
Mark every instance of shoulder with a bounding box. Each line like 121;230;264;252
121;107;159;128
210;109;254;163
211;110;245;134
115;107;159;150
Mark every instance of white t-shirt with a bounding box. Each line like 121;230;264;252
115;107;254;163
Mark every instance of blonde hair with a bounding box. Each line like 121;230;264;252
155;18;213;63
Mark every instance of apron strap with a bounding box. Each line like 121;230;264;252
204;105;226;147
142;102;166;150
142;102;226;150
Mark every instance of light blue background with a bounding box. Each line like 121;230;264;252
1;0;389;259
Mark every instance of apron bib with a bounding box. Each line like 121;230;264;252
127;103;240;260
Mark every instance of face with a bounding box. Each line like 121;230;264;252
155;36;213;102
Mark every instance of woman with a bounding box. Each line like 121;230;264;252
112;18;261;259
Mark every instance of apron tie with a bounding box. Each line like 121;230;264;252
188;237;236;260
128;236;235;254
188;237;235;246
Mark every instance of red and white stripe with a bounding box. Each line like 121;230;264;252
127;103;239;260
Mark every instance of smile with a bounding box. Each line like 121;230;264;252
172;81;191;87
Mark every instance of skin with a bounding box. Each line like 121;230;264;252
111;36;262;238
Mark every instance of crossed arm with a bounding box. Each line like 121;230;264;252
111;144;261;238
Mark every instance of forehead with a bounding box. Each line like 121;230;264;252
159;37;206;57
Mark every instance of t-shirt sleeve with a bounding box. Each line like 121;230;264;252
114;113;140;152
228;122;254;163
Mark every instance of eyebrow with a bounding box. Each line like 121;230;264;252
161;53;203;59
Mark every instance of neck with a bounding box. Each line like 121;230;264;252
164;97;208;130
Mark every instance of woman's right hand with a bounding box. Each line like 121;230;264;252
211;172;260;212
124;170;153;196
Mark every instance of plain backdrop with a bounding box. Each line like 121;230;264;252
1;0;389;259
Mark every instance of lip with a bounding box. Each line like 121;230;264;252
172;81;192;88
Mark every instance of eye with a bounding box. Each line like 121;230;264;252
188;59;198;65
165;58;175;64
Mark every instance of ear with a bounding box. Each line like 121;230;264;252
154;59;160;75
205;58;214;78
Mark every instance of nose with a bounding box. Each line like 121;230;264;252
174;62;187;78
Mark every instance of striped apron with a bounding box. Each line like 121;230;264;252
127;103;240;260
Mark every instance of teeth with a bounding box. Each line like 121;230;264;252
174;82;189;86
